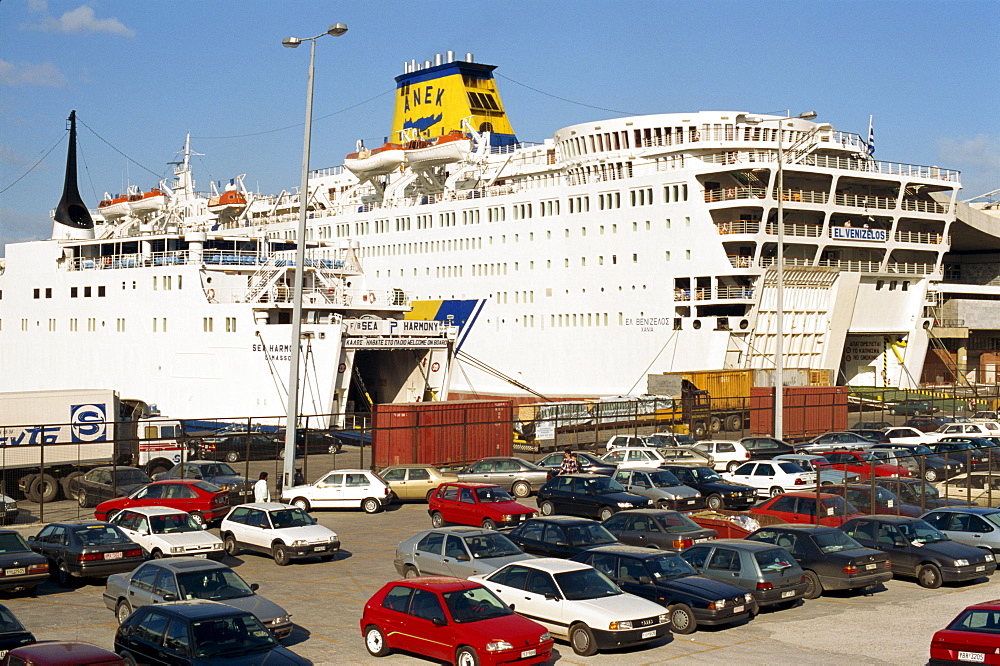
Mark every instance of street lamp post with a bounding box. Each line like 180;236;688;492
281;23;348;493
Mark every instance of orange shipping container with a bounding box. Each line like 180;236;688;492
749;386;849;440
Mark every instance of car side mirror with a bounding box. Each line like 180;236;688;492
544;592;561;601
455;553;470;562
431;616;447;627
638;575;652;585
895;539;909;548
251;583;260;591
162;593;178;602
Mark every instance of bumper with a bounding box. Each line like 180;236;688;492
819;570;893;591
591;624;669;650
661;497;706;511
286;540;340;560
941;562;997;582
203;506;231;523
392;559;409;576
483;640;554;665
753;582;808;607
496;514;535;528
68;558;145;579
692;604;754;626
267;620;294;640
0;572;48;590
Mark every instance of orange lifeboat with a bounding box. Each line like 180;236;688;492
129;187;167;214
344;142;405;177
208;188;248;216
97;194;131;220
404;130;471;168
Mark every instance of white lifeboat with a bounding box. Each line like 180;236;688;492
129;187;167;214
208;181;248;216
97;193;131;220
404;131;471;168
344;142;405;177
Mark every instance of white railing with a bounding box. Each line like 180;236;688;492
894;230;945;244
716;220;761;234
885;262;940;275
902;198;949;214
764;221;823;237
835;193;896;210
760;257;815;268
716;285;755;299
727;255;754;269
705;186;767;203
777;188;828;204
816;259;882;272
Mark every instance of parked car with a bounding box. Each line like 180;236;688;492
104;557;292;638
69;466;152;508
817;450;911;480
572;545;753;634
612;468;703;510
115;600;309;665
0;604;35;655
605;434;651;451
471;558;670;656
507;516;619;559
428;483;535;530
656;446;715;468
280;468;390;514
848;429;891;444
0;530;48;595
680;539;807;609
938;436;1000;468
271;428;344;455
660;465;757;510
3;642;123;666
361;576;553;664
220;502;340;566
535;451;616;476
378;464;457;501
936;422;1000;439
739;436;797;460
394;527;532;578
94;479;230;528
721;460;817;498
883;426;939;445
600;447;668;469
750;492;864;527
922;507;1000;554
535;473;651;521
646;432;697;447
773;454;861;485
873;477;973;509
929;601;1000;666
929;439;991;471
692;440;750;473
839;515;996;588
745;524;892;598
851;421;893;431
821;484;923;517
870;442;963;482
190;432;285;463
906;415;954;432
109;507;225;560
889;400;939;415
935;471;1000;506
27;521;144;587
456;457;552;498
800;431;879;451
154;461;254;505
0;496;16;526
601;509;716;551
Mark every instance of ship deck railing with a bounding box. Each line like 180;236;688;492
753;256;940;275
238;285;409;308
698;149;959;182
715;285;755;299
715;219;761;234
717;220;945;245
71;250;351;272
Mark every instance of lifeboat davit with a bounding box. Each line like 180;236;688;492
97;194;131;220
344;142;405;177
208;184;247;216
404;131;471;168
130;187;167;214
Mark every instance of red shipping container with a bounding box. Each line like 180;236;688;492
373;400;513;468
750;386;848;441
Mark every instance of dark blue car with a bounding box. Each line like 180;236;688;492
535;473;651;521
506;516;619;558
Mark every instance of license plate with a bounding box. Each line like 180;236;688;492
695;538;710;543
521;649;536;658
104;552;123;560
4;568;25;576
733;605;745;613
865;563;877;570
641;630;656;639
977;565;986;572
314;546;327;552
194;554;207;559
781;590;795;598
959;651;985;662
686;499;696;504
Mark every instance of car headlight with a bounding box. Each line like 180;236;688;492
708;599;727;610
292;540;307;547
329;535;339;542
609;620;633;630
658;613;668;624
954;559;969;566
617;502;633;508
539;632;551;642
211;543;222;550
170;546;184;554
744;593;753;603
485;640;513;652
502;515;513;521
986;553;996;562
270;615;290;625
4;503;15;511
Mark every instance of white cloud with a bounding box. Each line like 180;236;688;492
35;5;135;37
938;134;1000;172
0;59;67;87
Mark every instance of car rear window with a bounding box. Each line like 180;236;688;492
754;549;797;573
0;533;30;553
192;481;222;493
949;609;1000;634
72;525;130;545
778;462;806;474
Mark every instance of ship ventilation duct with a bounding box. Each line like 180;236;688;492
465;52;474;62
52;110;95;241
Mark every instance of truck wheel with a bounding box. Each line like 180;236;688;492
709;417;722;434
32;474;60;503
19;474;38;502
61;471;84;500
725;415;742;431
692;421;708;439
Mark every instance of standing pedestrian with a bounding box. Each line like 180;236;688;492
254;471;271;503
558;447;579;475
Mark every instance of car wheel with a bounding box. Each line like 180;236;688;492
512;481;531;498
272;543;290;566
105;509;119;522
569;622;598;657
924;468;939;483
223;533;240;557
726;460;741;473
668;603;697;634
56;562;73;588
224;450;241;464
77;490;90;508
328;442;342;454
189;512;206;529
403;565;420;579
364;625;390;657
802;570;823;599
431;511;445;528
292;497;310;512
120;653;138;666
362;498;381;514
917;563;942;589
539;500;555;516
151;549;163;559
481;517;497;531
425;489;437;502
598;506;615;522
706;494;724;511
116;599;133;625
769;486;784;498
456;646;480;666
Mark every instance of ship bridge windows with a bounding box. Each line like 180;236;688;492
664;183;689;203
630;187;653;206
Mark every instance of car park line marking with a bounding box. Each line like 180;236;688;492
662;637;765;660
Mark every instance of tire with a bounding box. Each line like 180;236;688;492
539;500;555;516
223;533;240;557
327;442;342;455
33;473;60;503
569;622;598;657
512;481;531;498
403;565;420;579
726;460;741;473
481;517;497;531
709;416;722;434
116;599;133;625
706;494;724;511
61;471;84;500
425;489;437;502
362;498;381;514
151;549;164;559
189;512;206;529
273;543;290;566
917;563;942;589
224;450;241;464
456;646;480;666
56;562;73;588
802;570;823;599
19;474;38;501
77;490;90;508
598;506;615;522
364;625;390;657
725;415;742;432
292;497;310;512
120;653;138;666
668;603;697;634
692;421;708;439
431;511;445;528
769;486;784;498
276;448;286;461
924;468;939;483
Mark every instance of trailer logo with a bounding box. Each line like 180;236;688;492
71;403;107;442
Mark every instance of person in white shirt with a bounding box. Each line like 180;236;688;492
254;471;271;503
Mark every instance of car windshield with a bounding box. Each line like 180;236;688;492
202;463;238;477
754;549;797;573
464;533;522;559
177;568;255;601
658;512;703;533
821;496;858;515
896;520;948;544
443;586;513;623
149;513;200;534
0;533;29;554
813;530;864;553
554;568;621;600
565;523;618;546
647;471;683;487
692;467;723;482
647;554;697;580
910;446;934;455
475;487;514;503
72;525;130;545
113;469;151;485
269;508;315;529
0;605;25;633
192;614;277;657
583;477;627;494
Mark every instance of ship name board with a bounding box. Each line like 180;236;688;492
345;337;449;349
831;226;887;242
624;316;672;332
344;319;441;336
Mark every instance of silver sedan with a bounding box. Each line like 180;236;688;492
456;457;551;497
393;526;532;578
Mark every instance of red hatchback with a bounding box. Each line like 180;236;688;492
930;600;1000;664
429;483;536;530
820;450;911;480
94;479;229;527
751;492;864;527
361;576;553;665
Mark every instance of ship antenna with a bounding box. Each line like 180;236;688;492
52;110;95;240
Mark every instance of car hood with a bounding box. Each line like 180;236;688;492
183;646;308;665
570;591;664;618
273;524;337;540
116;482;149;496
214;594;287;624
598;491;651;505
915;539;992;560
206;474;249;486
650;485;700;499
658;574;747;601
150;531;222;547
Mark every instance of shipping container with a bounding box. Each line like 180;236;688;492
373;400;513;468
749;386;849;441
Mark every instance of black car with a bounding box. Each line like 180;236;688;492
535;451;616;476
0;605;34;654
192;433;290;463
905;416;954;432
939;436;1000;468
536;473;651;521
271;428;344;455
571;545;753;634
870;443;963;482
0;531;47;595
851;421;893;431
929;440;990;471
659;465;758;510
839;515;996;588
27;521;145;587
872;477;973;510
851;429;891;444
115;600;310;665
602;509;716;551
746;524;892;598
155;461;254;504
70;466;152;508
740;437;796;460
506;516;618;558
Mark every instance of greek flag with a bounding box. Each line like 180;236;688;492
867;115;875;158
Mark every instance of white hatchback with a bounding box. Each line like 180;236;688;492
110;506;224;560
884;427;939;445
220;502;340;566
280;469;390;514
693;440;751;473
600;448;666;469
721;460;817;497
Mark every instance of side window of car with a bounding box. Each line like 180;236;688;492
441;486;459;501
471;461;494;473
633;474;651;488
135;516;150;533
36;525;54;542
134;610;171;646
136;485;164;500
846;520;875;541
569;478;589;493
50;526;67;545
381;469;405;482
382;585;413;613
619;557;647;582
605;451;624;464
876;524;900;546
519;521;545;541
227;507;250;525
774;532;799;554
444;536;469;560
674;468;694;484
172;485;197;499
614;471;631;485
114;511;133;530
718;442;736;453
320;474;344;487
346;474;368;487
416;532;445;554
768;496;798;513
750;529;778;544
409;468;430;481
707;548;741;571
154;569;179;598
496;565;531;590
971;516;995;533
459;488;475;504
682;546;712;569
588;553;618;578
542;524;567;545
132;564;162;592
628;514;651;532
246;510;268;529
754;464;773;476
162;619;190;655
408;589;445;623
733;463;755;476
525;570;559;597
602;513;628;531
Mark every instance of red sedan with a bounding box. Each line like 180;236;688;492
361;576;553;665
930;600;1000;664
94;479;229;527
819;450;911;480
429;483;536;530
751;492;864;527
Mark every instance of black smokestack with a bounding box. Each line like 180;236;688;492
53;110;94;232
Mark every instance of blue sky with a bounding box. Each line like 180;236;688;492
1;0;998;252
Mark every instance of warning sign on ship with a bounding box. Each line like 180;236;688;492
431;362;440;372
337;363;346;374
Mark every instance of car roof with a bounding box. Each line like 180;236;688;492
381;464;442;469
861;514;923;523
614;508;683;516
554;473;605;479
770;492;842;499
393;576;481;592
440;482;504;489
701;539;785;551
118;506;190;516
775;453;822;460
583;544;669;558
924;506;1000;516
42;520;110;528
141;557;229;572
527;515;599;525
146;599;255;620
318;469;372;474
513;557;592;574
761;524;841;533
417;526;495;536
231;502;294;511
9;641;121;660
150;478;203;485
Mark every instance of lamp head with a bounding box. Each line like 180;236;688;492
326;23;348;37
798;110;818;120
282;36;302;48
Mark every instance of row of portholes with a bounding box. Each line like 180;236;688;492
678;318;750;331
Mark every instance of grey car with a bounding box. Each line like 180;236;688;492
102;557;292;639
456;457;551;498
680;539;808;609
393;526;532;578
602;509;717;551
613;468;703;510
922;507;1000;554
155;461;254;505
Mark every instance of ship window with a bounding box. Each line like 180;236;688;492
876;280;884;290
33;288;40;299
48;318;56;331
98;286;106;297
117;318;125;333
45;288;52;298
665;251;671;261
599;256;604;265
203;318;213;333
686;250;692;260
88;318;96;331
665;219;671;229
633;254;638;263
902;281;909;291
71;287;78;298
84;286;92;297
612;255;617;265
674;318;682;330
581;257;586;267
